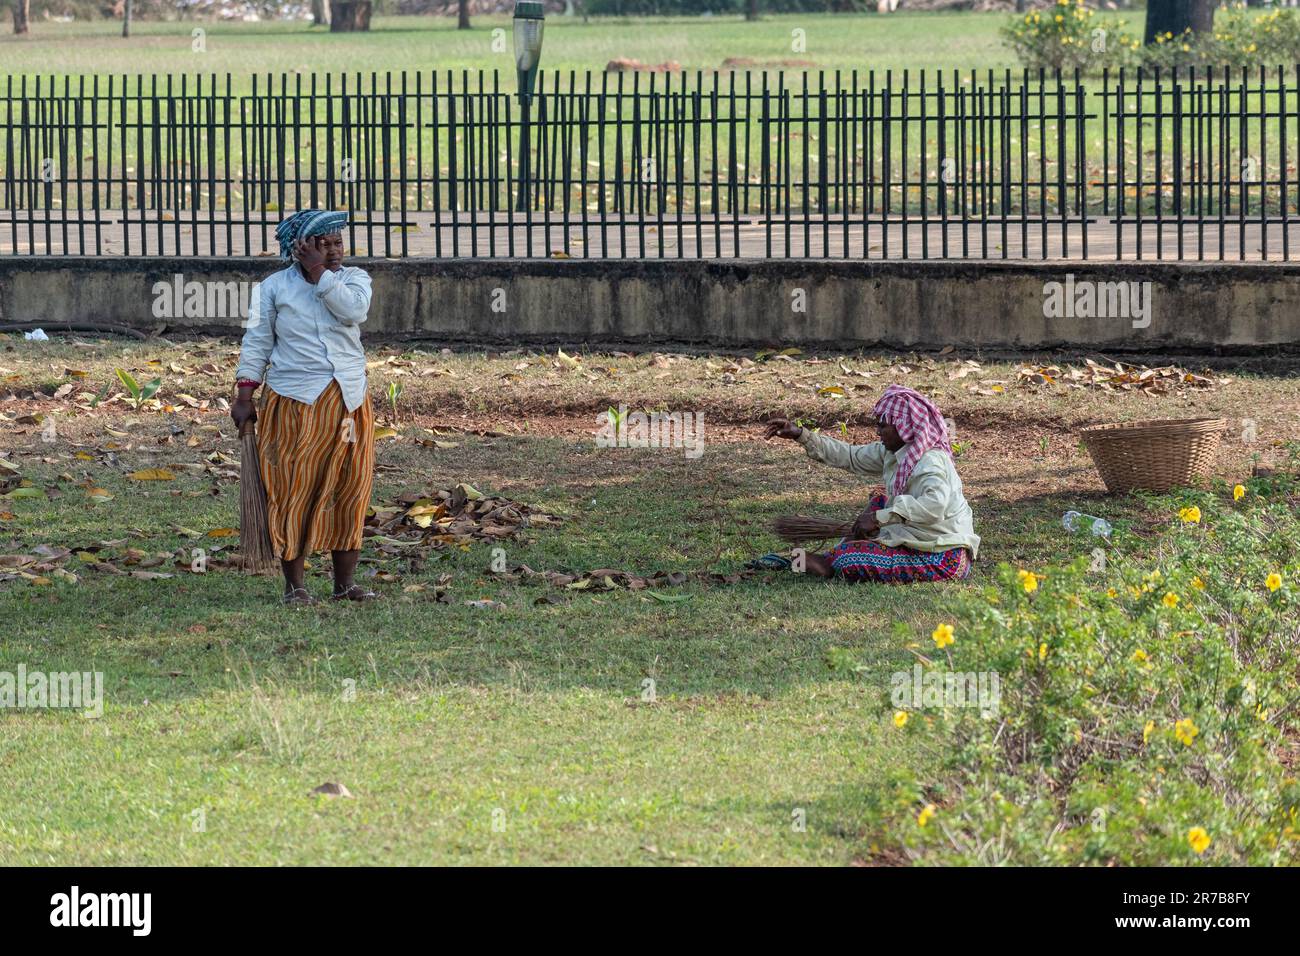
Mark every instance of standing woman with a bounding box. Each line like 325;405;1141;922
230;210;379;604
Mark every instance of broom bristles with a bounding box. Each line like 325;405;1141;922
771;515;856;544
239;425;278;572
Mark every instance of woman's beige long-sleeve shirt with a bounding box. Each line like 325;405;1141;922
797;429;980;559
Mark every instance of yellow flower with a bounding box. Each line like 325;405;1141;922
917;803;936;828
1038;642;1048;662
1266;573;1282;592
1255;704;1270;722
1179;506;1201;524
1192;576;1206;591
1106;587;1118;598
893;710;909;728
1187;827;1211;854
1233;484;1246;501
1162;592;1180;608
1018;569;1039;593
1175;717;1199;746
932;623;955;649
1132;649;1149;664
1143;719;1155;744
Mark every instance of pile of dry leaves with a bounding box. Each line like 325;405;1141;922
0;535;239;586
1015;360;1226;394
364;483;562;555
949;358;1227;396
489;562;753;596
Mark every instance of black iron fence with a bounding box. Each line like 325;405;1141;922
2;67;1298;260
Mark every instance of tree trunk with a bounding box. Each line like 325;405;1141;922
745;0;758;22
329;0;371;31
122;0;131;37
1144;0;1217;45
311;0;331;26
12;0;30;35
458;0;471;30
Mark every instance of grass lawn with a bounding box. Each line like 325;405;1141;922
0;12;1131;85
1;334;1296;864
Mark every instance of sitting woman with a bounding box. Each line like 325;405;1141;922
764;384;978;583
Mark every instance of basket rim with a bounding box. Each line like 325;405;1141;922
1080;417;1227;437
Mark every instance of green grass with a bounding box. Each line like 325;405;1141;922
0;12;1047;83
0;337;1293;864
0;427;961;864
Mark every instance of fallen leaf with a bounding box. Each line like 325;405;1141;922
646;591;692;603
128;469;176;481
309;782;353;798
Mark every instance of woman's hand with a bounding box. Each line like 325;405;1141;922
852;508;881;540
764;418;803;441
231;394;257;434
293;237;326;283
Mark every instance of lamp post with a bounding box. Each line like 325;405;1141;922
513;1;545;213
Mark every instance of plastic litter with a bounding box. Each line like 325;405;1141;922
1062;511;1112;539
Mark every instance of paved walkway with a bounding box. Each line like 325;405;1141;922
3;212;1298;261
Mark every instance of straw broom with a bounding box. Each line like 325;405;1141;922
239;419;277;572
771;515;857;544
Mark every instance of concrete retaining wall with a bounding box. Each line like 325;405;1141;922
1;257;1298;351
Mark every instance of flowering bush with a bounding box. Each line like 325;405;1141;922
1005;2;1300;74
858;452;1300;865
1001;0;1138;73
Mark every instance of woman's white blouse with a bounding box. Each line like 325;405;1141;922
235;264;372;412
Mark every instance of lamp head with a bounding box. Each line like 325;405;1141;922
513;1;546;101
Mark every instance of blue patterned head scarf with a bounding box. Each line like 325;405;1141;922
276;209;348;262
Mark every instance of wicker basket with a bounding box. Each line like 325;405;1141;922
1080;418;1226;494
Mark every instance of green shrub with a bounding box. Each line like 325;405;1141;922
1005;2;1300;74
1142;4;1300;72
1000;0;1137;73
859;457;1300;865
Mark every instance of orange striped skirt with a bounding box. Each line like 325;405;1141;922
256;380;374;560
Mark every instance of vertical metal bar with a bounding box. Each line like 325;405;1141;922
1174;67;1184;260
900;69;909;259
1238;66;1246;261
1135;68;1144;260
1155;67;1164;259
1257;65;1266;261
881;72;890;259
920;70;929;260
1056;69;1068;260
937;72;949;258
1116;69;1124;261
818;71;829;258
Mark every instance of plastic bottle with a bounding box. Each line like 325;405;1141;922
1062;511;1112;539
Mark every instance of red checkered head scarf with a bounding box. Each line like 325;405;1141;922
871;384;952;497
